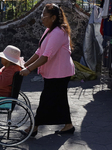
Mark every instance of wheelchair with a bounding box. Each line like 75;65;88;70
0;72;35;147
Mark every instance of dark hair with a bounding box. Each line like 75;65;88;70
45;3;73;49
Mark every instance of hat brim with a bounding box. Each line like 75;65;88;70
0;52;25;68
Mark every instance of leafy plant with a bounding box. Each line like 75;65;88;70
1;0;40;22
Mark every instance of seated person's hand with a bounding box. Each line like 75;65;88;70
20;68;30;76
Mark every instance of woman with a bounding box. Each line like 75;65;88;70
20;3;75;136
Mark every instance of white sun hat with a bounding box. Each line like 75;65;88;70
0;45;25;68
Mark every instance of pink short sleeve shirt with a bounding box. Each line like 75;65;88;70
35;27;75;79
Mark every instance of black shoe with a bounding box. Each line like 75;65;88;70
55;126;75;134
31;130;38;137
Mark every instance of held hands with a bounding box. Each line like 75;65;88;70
20;68;30;76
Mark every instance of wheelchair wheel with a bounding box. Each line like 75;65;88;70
0;98;34;146
18;91;31;108
10;91;31;126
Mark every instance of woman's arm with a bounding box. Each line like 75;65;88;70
24;53;39;67
20;55;48;76
28;55;48;71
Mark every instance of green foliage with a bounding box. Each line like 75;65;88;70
1;0;101;22
1;0;39;22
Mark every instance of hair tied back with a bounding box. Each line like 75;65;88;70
52;3;60;9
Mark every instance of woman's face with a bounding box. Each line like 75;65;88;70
1;58;8;66
41;8;56;29
1;58;11;68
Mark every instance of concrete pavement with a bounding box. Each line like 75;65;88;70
2;71;112;150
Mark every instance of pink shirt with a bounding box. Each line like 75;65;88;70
35;27;75;79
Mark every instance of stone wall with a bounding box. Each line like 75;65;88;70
0;0;89;64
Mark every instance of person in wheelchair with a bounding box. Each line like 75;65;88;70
0;45;25;97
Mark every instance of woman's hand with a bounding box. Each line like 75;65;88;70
20;55;48;76
20;68;30;76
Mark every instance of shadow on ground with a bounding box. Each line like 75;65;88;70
3;133;76;150
81;89;112;150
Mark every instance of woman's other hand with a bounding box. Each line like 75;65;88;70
20;68;30;76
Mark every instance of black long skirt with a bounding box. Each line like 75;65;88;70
34;76;72;126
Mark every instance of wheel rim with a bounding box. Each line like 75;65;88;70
0;98;34;146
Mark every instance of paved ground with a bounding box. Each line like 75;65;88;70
1;71;112;150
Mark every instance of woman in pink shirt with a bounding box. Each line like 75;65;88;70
20;3;75;136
